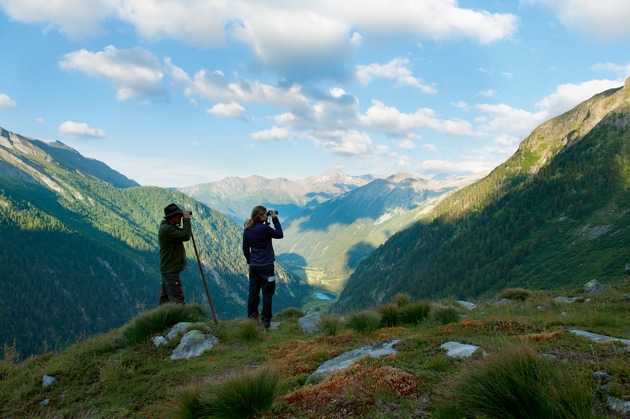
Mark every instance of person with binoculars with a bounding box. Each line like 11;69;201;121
242;205;283;328
158;203;192;305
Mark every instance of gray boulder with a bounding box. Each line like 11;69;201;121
583;279;603;295
42;375;55;388
298;313;322;334
440;341;480;358
170;330;219;360
305;339;400;384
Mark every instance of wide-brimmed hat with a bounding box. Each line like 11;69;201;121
164;203;183;219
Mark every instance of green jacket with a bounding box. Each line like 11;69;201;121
159;218;191;273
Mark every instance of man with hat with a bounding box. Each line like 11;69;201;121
158;203;192;304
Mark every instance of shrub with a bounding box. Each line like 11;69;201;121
390;293;411;307
275;307;305;320
497;288;532;302
432;306;460;325
444;345;595;418
320;314;343;336
120;303;207;347
378;303;400;327
176;368;281;418
347;310;382;334
399;301;431;325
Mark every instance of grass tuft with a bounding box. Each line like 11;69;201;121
347;310;382;334
399;301;431;325
432;306;460;325
176;367;280;418
120;303;207;347
320;314;343;336
443;344;596;418
497;287;532;302
275;307;305;320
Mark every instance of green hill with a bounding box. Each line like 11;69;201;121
0;128;308;359
335;79;630;312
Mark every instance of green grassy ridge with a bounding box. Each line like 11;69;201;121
1;280;628;418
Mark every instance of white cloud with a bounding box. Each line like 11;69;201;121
188;69;310;112
418;159;495;177
0;0;117;37
535;78;625;117
475;103;545;138
423;143;438;152
478;89;496;97
2;0;517;83
451;101;468;110
317;130;373;156
356;58;436;94
524;0;630;39
58;121;105;138
592;62;630;78
361;100;473;136
251;126;290;141
207;102;246;119
59;46;165;100
0;93;17;109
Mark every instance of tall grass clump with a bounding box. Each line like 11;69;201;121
239;319;263;342
347;310;382;334
390;293;411;307
497;287;532;302
275;307;305;320
444;345;595;418
378;303;400;327
120;303;207;347
176;368;280;418
399;301;431;325
432;306;460;325
320;314;343;336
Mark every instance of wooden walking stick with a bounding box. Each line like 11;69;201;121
191;229;218;325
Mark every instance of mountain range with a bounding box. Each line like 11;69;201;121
335;78;630;312
178;169;375;223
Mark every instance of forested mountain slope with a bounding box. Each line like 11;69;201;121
0;128;307;358
335;79;630;312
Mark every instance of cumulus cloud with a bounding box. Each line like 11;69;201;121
0;93;17;109
207;102;246;119
58;121;105;138
251;126;290;141
360;100;473;136
59;45;165;100
314;130;373;156
535;78;625;117
0;0;117;37
2;0;517;83
524;0;630;39
478;89;496;97
356;58;436;94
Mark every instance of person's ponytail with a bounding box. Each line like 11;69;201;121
244;205;267;229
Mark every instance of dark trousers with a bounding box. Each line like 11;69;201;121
159;272;185;305
247;263;276;321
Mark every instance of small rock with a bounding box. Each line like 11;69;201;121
457;300;476;310
170;330;218;360
42;375;55;388
441;341;480;358
39;399;50;406
152;336;168;347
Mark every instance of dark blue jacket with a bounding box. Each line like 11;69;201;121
242;218;283;266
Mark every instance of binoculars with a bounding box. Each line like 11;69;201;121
267;210;278;216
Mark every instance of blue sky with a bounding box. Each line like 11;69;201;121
1;0;629;187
